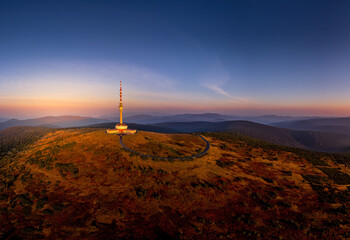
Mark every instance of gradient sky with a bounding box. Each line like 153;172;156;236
1;0;350;118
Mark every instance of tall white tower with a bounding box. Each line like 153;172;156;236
115;81;127;130
106;81;136;135
119;81;123;125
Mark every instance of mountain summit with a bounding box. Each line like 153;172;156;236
0;127;349;239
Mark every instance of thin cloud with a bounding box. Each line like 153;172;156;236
202;83;254;104
200;57;253;103
202;83;231;97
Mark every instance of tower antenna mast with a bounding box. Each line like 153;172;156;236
119;81;123;124
106;80;136;135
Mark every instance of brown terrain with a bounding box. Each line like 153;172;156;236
0;128;349;239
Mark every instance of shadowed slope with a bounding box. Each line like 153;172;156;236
273;117;350;136
0;126;54;156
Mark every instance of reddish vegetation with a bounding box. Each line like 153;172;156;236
0;129;349;239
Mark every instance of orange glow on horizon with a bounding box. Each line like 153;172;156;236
1;96;350;118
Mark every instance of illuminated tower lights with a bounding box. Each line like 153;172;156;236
106;81;136;135
119;81;123;124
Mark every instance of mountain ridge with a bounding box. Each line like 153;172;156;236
100;113;314;124
0;118;8;123
87;120;350;153
273;117;350;136
0;115;109;130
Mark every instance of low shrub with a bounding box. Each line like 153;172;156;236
55;163;79;176
317;167;350;185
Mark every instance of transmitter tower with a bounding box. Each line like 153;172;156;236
106;81;136;135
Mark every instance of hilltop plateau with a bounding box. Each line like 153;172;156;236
0;127;349;239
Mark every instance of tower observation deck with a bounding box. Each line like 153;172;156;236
106;81;136;135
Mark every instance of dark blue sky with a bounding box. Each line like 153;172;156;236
1;0;350;118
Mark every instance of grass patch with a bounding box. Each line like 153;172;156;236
317;167;350;185
61;142;77;149
202;131;349;167
36;197;48;209
10;194;33;207
302;174;328;185
55;163;79;176
28;151;56;170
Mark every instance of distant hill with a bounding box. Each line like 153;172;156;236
0;116;110;130
102;113;312;124
86;122;178;133
0;118;8;123
273;117;350;136
124;113;232;124
244;115;314;124
88;120;350;152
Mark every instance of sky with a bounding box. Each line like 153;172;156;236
1;0;350;119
